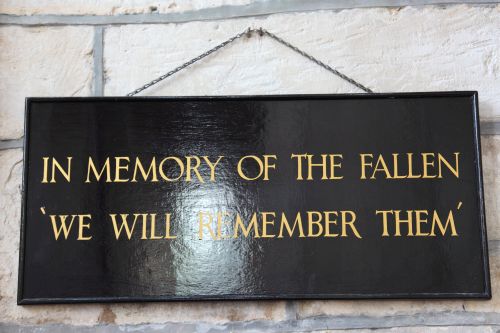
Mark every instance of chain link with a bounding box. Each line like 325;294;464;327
127;27;373;96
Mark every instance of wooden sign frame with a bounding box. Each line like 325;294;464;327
18;92;491;304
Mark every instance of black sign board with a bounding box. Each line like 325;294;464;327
18;92;490;304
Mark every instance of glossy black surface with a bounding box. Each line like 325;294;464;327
18;93;490;304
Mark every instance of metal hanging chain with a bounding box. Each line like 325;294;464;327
127;27;373;96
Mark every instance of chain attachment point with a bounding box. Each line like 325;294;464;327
127;27;373;96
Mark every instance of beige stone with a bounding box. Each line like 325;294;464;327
318;327;498;333
0;0;253;15
104;5;500;120
482;136;500;240
110;300;287;325
1;4;500;327
0;26;94;140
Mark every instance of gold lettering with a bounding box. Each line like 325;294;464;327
394;210;414;236
291;153;307;180
278;212;305;238
203;156;224;181
114;156;130;182
233;213;260;238
149;214;162;239
132;157;158;182
159;157;184;181
86;157;111;183
392;154;406;179
164;213;176;239
430;210;458;236
77;214;92;240
406;153;422;178
324;211;339;237
438;152;460;178
216;211;232;239
237;155;263;180
198;211;215;240
307;211;323;237
186;156;204;182
341;211;361;238
329;154;344;180
307;154;328;180
49;157;72;183
360;154;373;179
42;157;49;183
110;213;140;240
49;215;76;240
372;155;392;179
263;155;277;180
422;153;437;178
414;210;429;236
261;212;276;238
376;210;392;237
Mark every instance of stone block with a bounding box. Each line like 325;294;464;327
0;26;94;140
104;6;500;119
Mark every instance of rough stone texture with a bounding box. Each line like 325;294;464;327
323;328;500;332
1;323;500;332
483;136;500;240
0;26;94;140
1;2;500;331
0;0;252;16
1;0;499;16
104;5;500;121
0;137;499;329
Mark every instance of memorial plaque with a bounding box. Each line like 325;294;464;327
18;92;490;304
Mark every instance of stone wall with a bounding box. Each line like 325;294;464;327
0;1;499;332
